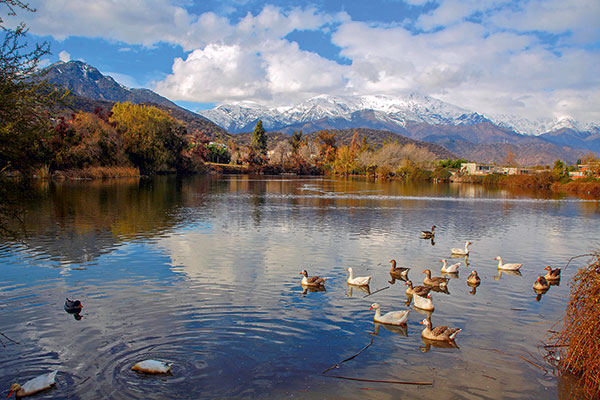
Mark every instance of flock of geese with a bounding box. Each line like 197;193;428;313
6;225;564;397
299;224;563;350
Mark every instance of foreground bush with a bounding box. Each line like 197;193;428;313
551;254;600;399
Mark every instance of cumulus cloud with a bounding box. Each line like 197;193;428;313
18;0;600;122
58;50;70;62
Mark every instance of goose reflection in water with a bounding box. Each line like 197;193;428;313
412;306;434;319
301;286;327;296
388;275;408;285
534;287;549;302
346;283;370;297
371;321;408;337
420;337;460;353
441;271;460;280
494;269;523;280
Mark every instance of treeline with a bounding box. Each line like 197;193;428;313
3;102;213;178
219;122;455;179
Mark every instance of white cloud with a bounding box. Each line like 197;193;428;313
58;50;70;62
19;1;600;123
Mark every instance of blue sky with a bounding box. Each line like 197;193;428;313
5;0;600;122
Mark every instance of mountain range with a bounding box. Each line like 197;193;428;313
43;61;599;165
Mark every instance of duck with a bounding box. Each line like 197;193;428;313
466;270;481;285
450;241;471;256
440;259;460;273
423;269;449;287
388;259;410;278
131;360;173;374
346;267;371;286
64;298;82;314
544;266;561;281
419;318;462;342
299;270;327;287
369;303;409;326
421;225;436;238
404;280;432;297
413;293;435;311
8;371;57;398
494;256;522;271
533;276;550;291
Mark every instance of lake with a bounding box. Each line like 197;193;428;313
1;175;599;399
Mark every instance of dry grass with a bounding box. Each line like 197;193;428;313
61;166;140;179
34;165;50;179
550;253;600;399
552;181;600;197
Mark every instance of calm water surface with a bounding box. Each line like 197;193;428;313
1;176;599;399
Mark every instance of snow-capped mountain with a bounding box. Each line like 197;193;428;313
199;94;491;134
198;94;599;138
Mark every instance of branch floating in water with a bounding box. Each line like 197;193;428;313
322;338;374;374
363;286;389;298
519;355;548;374
0;331;19;345
324;375;433;386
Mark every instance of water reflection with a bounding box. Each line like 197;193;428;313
494;269;523;280
371;322;408;337
347;284;370;297
420;337;460;353
0;175;599;399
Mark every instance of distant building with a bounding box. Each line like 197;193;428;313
461;163;499;175
569;164;600;179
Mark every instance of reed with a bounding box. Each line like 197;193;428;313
34;165;50;179
64;166;140;179
550;254;600;399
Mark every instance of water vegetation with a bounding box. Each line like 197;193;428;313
550;253;600;399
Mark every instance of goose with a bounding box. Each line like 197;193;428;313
64;298;82;314
388;259;410;278
544;266;561;281
299;270;327;287
440;259;460;273
533;276;550;291
346;268;371;286
413;293;434;311
450;241;471;256
494;256;522;271
8;371;57;398
404;280;432;297
423;269;449;287
466;270;481;286
421;225;436;238
419;318;461;341
131;360;173;374
369;303;409;326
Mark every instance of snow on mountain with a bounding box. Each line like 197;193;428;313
198;93;599;137
199;94;486;133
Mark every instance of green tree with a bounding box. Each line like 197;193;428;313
251;120;267;157
553;159;566;180
0;1;61;173
289;130;302;154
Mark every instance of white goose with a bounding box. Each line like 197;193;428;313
440;259;460;273
131;360;173;374
451;241;471;256
494;256;522;271
413;292;435;311
346;267;372;286
369;303;409;325
8;371;57;398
